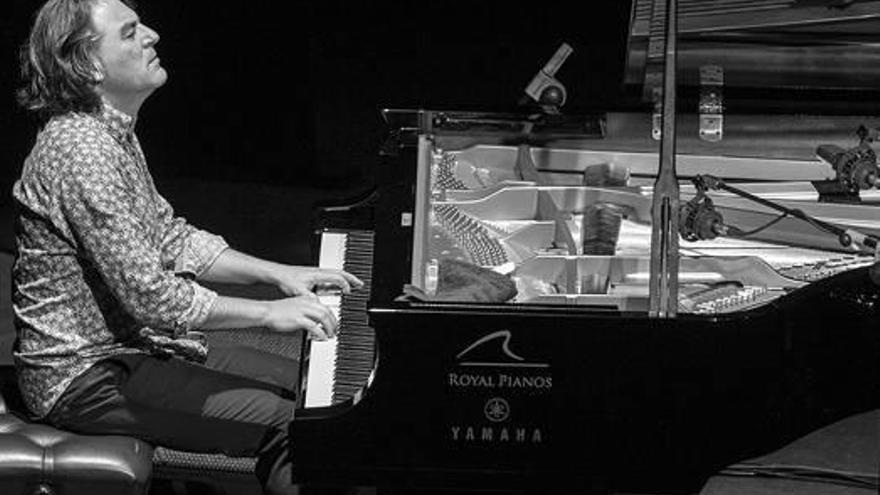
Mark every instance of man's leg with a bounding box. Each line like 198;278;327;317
204;341;300;398
47;353;296;495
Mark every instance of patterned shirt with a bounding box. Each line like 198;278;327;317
12;101;228;418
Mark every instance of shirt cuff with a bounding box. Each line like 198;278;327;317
174;283;218;336
173;231;229;277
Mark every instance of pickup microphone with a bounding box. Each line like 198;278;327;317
679;196;735;241
522;42;573;113
816;137;880;192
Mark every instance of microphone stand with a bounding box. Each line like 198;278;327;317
648;0;681;318
692;174;880;253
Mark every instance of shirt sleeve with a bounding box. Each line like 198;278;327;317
152;191;229;278
58;152;217;336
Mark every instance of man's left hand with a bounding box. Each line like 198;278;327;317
273;266;364;297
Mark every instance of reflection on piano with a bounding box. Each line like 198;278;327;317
293;2;880;493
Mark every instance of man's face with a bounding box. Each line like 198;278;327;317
91;0;167;103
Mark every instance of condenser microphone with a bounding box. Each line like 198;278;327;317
679;198;731;241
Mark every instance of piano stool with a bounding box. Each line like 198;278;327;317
0;327;304;495
0;378;154;495
698;408;879;495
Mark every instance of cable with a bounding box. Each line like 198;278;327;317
692;174;880;250
727;211;790;237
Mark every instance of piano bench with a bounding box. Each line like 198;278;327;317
0;402;154;495
151;447;257;487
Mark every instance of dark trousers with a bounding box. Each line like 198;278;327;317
47;343;299;495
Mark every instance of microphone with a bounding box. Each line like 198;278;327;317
679;197;733;241
816;142;880;192
523;42;573;113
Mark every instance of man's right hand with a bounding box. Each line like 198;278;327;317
264;295;338;340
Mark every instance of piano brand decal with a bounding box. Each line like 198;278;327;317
484;397;510;422
449;397;544;443
448;330;552;390
447;373;552;389
446;331;549;445
455;330;548;368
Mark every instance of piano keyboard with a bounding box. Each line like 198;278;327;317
304;229;375;408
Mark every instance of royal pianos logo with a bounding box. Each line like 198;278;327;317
449;330;551;388
447;330;550;444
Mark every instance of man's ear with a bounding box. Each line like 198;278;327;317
91;58;105;84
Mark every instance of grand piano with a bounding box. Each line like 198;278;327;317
293;1;880;493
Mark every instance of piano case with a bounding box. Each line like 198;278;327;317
297;1;880;493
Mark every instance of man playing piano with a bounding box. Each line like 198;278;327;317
12;0;362;493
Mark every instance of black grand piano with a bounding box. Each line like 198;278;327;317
292;1;880;493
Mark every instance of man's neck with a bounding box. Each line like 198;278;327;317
98;92;146;118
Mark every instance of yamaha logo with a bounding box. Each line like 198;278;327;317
484;397;510;423
447;330;550;444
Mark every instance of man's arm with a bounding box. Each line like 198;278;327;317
61;153;343;341
152;189;361;300
200;248;363;297
200;293;339;340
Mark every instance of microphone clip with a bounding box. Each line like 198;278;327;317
680;195;727;242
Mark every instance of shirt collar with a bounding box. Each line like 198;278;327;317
96;99;137;142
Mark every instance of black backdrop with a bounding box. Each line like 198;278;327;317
1;1;634;202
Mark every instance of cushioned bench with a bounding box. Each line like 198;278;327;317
0;380;154;495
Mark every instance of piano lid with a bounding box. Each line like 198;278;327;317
625;0;880;110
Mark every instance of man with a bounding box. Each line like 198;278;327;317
13;0;362;493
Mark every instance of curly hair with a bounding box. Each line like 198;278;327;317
17;0;134;120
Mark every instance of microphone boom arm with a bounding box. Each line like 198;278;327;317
692;174;880;253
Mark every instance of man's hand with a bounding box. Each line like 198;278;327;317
272;265;364;297
264;294;339;340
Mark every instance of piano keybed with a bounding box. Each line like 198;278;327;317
305;229;375;408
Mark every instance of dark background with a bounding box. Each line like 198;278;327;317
0;0;636;365
1;1;634;196
0;1;637;265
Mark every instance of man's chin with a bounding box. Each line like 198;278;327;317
154;67;168;86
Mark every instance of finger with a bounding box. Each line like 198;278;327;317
326;269;363;291
317;304;338;338
341;270;364;288
301;299;338;337
328;272;353;293
281;282;310;297
314;273;352;294
308;322;329;341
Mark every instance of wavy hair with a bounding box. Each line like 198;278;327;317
17;0;134;119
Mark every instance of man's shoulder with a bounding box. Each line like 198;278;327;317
39;112;115;155
23;113;122;184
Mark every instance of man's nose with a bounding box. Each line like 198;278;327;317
142;25;160;46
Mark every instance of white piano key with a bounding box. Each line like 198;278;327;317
305;294;339;408
304;231;346;408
